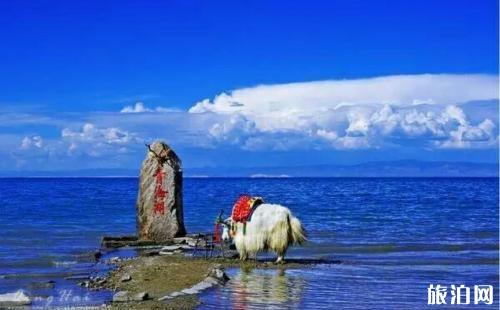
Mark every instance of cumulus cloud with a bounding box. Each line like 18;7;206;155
20;135;44;150
438;118;497;149
189;74;498;150
120;102;150;113
120;101;179;113
310;104;497;149
208;114;257;145
12;135;62;168
61;123;139;157
62;123;134;144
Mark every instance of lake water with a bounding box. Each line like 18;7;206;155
0;178;498;308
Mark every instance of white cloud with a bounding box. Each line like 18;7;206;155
20;135;44;150
61;123;139;157
189;74;498;150
13;135;62;168
190;74;497;114
10;128;143;169
250;174;290;178
346;111;370;137
120;102;150;113
437;118;497;149
316;129;338;141
120;101;179;113
208;115;257;145
62;123;134;144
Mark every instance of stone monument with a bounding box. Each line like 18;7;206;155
136;141;186;242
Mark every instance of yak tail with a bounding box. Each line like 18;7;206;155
289;215;307;245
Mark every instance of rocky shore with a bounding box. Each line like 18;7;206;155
104;255;223;309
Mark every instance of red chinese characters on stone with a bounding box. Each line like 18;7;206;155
153;166;168;215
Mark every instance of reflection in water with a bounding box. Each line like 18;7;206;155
201;268;305;310
233;268;305;310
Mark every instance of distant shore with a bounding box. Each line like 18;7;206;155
1;160;498;178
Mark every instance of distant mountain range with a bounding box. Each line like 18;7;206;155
1;160;498;177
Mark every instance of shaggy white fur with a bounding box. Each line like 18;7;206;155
223;203;306;262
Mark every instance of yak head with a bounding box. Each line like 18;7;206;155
215;209;233;242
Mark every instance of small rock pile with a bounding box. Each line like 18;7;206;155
113;291;149;303
78;276;107;290
139;235;205;256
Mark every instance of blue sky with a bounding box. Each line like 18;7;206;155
0;0;498;174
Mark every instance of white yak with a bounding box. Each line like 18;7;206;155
222;203;306;263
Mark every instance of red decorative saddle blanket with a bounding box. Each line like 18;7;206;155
231;195;263;223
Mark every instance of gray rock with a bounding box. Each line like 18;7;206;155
159;251;175;256
137;141;186;242
120;274;132;282
181;287;200;295
204;277;220;285
189;239;204;247
207;264;230;284
170;291;185;298
160;245;183;251
190;280;214;291
79;280;90;288
173;237;200;248
180;278;220;295
159;287;193;300
112;291;129;302
113;290;148;302
158;291;185;301
158;265;230;301
0;291;32;306
132;292;149;301
173;237;191;244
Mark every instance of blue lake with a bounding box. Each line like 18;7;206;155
0;177;498;308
